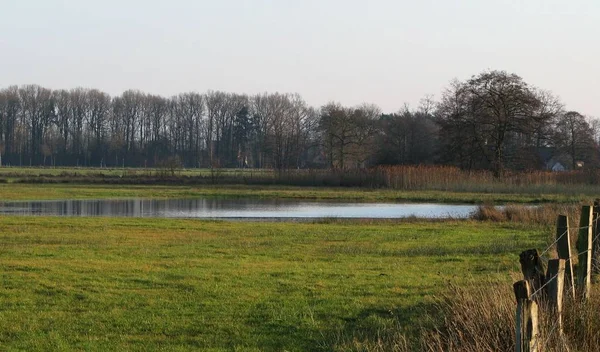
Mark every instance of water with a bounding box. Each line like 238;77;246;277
0;198;478;219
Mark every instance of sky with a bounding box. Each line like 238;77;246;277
1;0;599;115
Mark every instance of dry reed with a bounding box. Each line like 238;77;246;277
9;166;600;194
470;204;581;226
422;281;600;352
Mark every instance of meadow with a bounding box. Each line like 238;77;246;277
0;216;547;351
1;166;597;350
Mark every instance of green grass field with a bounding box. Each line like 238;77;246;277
0;216;547;351
0;167;591;350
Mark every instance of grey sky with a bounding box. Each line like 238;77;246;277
1;0;599;115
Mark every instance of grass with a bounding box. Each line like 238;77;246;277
422;271;600;351
0;183;594;204
0;216;547;351
419;203;600;352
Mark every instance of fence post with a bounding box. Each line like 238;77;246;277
514;280;539;352
577;205;593;300
593;199;600;274
546;259;565;334
519;249;546;298
556;215;575;299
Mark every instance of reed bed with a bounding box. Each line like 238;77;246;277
470;203;581;226
6;166;600;196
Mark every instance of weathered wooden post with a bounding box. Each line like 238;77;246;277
519;249;546;298
593;199;600;274
545;259;565;334
556;215;575;299
577;205;593;300
514;280;539;352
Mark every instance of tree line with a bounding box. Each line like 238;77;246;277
1;70;598;174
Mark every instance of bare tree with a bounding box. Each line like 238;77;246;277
250;93;275;168
173;92;204;166
378;103;437;165
554;111;596;169
437;71;559;176
109;96;126;166
143;94;170;165
205;91;228;167
0;86;21;162
319;102;380;169
19;85;54;164
119;90;144;155
0;79;588;170
87;89;111;165
69;88;88;162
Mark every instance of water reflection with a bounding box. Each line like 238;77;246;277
0;198;478;219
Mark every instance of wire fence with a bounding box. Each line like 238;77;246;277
514;204;600;352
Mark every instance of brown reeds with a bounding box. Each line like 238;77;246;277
6;165;600;192
470;204;581;226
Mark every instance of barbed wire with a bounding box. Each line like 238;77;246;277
518;208;600;349
530;273;558;299
520;212;600;297
528;226;600;300
537;213;600;261
539;228;569;258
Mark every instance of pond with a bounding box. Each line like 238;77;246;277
0;198;478;220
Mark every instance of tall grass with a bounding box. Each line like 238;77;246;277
422;282;600;352
422;282;515;352
419;203;600;352
5;165;600;195
470;203;581;226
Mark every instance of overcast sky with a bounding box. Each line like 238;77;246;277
1;0;599;115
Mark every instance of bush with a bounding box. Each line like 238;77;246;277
155;156;183;177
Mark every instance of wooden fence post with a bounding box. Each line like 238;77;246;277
577;205;593;300
556;215;575;299
514;280;539;352
546;259;565;334
593;199;600;274
519;249;546;298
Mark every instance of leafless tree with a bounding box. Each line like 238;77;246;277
173;92;204;166
554;111;596;169
0;86;21;158
0;78;590;170
18;85;54;164
319;102;380;169
437;71;560;176
378;103;437;165
87;89;111;164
